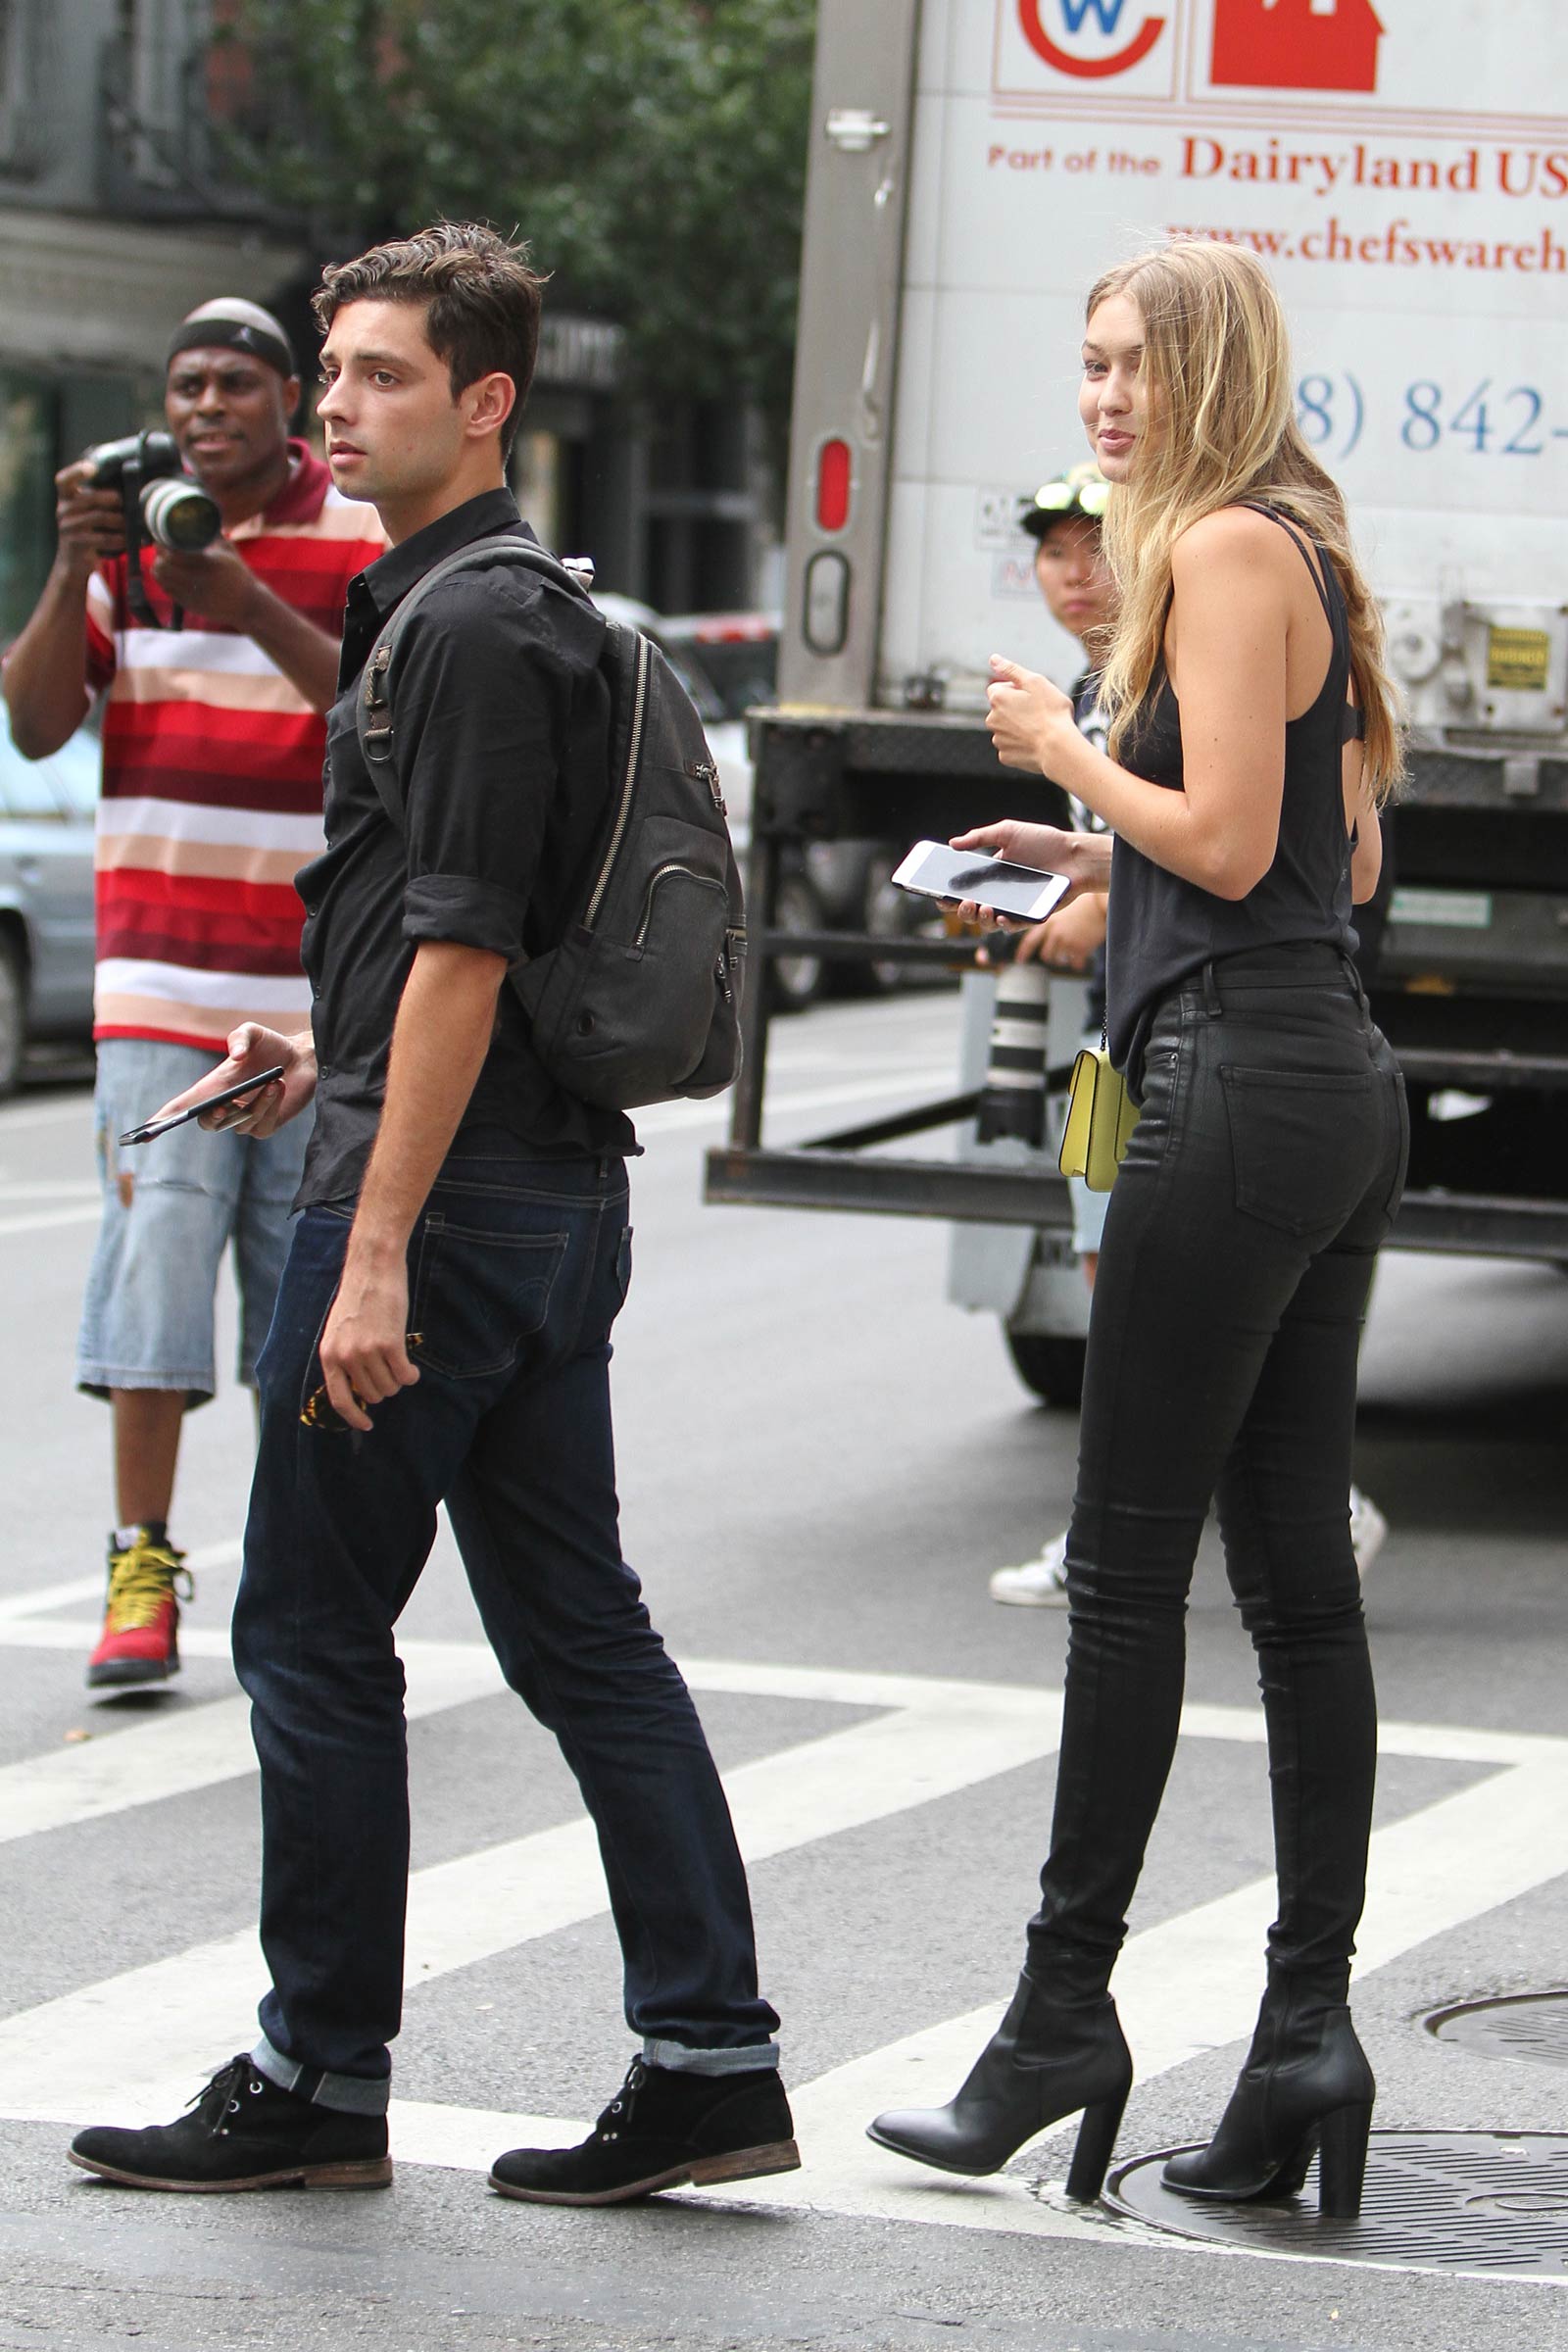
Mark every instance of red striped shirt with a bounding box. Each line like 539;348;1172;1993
85;442;386;1049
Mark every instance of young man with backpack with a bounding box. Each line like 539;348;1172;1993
68;224;795;2206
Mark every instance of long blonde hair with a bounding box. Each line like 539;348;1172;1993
1089;242;1402;802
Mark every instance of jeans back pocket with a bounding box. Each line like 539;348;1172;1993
411;1217;569;1380
1219;1063;1384;1239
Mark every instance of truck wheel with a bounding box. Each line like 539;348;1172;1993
864;853;911;993
766;869;826;1013
1004;1328;1086;1408
0;933;25;1101
864;851;952;992
821;850;900;998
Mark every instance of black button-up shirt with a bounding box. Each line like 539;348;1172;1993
294;488;635;1208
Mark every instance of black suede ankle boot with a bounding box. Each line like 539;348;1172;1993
490;2059;799;2206
69;2055;390;2192
1162;1968;1375;2217
866;1968;1132;2201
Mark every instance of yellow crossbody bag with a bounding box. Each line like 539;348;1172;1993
1058;1043;1141;1194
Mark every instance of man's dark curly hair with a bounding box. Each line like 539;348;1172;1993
313;222;546;459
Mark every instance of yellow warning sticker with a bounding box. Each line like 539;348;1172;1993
1486;627;1550;691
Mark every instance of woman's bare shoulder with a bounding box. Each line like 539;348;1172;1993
1172;505;1293;571
1170;508;1298;612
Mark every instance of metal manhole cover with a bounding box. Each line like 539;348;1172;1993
1104;2132;1568;2276
1427;1990;1568;2070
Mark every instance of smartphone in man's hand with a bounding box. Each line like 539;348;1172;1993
119;1066;286;1148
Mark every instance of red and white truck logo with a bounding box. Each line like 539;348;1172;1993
1016;0;1168;80
1209;0;1385;94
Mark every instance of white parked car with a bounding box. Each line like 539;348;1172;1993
0;718;98;1094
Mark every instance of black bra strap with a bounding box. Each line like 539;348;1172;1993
1235;499;1340;632
1236;500;1359;742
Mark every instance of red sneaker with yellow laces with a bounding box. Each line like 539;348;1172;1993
86;1526;191;1690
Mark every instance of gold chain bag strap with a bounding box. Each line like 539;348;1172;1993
1057;1017;1141;1193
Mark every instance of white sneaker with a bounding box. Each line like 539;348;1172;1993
1348;1487;1388;1579
989;1532;1071;1607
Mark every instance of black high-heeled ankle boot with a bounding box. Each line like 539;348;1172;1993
866;1969;1133;2202
1162;1969;1375;2218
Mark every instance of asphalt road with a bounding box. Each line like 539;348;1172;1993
1;992;1566;2352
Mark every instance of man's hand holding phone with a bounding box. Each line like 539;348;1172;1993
150;1024;318;1139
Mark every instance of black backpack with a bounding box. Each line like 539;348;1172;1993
355;537;746;1110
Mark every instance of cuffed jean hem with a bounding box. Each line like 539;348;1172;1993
252;2034;390;2116
75;1363;216;1404
643;2038;780;2076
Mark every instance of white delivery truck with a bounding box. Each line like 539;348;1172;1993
706;0;1568;1401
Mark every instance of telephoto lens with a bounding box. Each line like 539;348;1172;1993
85;429;222;553
139;473;222;551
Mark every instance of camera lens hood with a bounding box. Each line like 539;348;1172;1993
140;474;222;552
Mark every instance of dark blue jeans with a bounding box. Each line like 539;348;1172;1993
1029;946;1408;1992
234;1148;777;2113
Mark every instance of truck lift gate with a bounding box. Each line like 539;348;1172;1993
704;714;1568;1268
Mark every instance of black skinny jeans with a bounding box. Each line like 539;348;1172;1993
1029;944;1408;1989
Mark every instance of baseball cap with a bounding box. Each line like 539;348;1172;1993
1020;461;1111;539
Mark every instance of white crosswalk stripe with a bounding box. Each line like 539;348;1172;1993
2;1579;1567;2277
0;1644;1066;2129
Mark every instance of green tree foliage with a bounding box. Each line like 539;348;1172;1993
220;0;815;437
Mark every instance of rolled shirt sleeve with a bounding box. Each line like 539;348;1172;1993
402;872;528;956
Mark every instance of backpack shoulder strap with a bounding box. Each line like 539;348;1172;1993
354;537;594;827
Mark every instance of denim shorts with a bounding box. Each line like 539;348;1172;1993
76;1038;313;1406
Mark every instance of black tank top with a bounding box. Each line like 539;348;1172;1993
1104;503;1359;1087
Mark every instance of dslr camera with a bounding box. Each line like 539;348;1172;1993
84;430;222;626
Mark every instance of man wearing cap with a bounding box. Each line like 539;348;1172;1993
967;465;1117;1603
4;298;386;1688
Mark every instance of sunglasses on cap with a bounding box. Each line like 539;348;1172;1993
1025;475;1111;528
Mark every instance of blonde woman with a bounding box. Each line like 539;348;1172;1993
869;243;1405;2218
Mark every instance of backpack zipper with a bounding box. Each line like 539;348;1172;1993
584;635;652;930
634;862;724;948
688;758;726;814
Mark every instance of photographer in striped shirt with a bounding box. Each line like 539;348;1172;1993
4;297;384;1690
